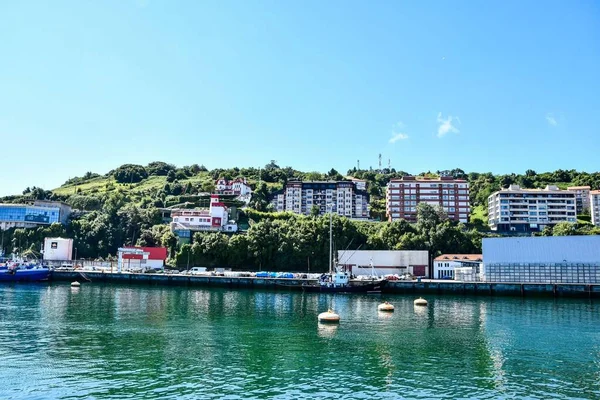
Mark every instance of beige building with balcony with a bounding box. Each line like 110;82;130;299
567;185;591;214
591;190;600;227
488;185;576;233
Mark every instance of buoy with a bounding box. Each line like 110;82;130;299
414;297;428;306
318;309;340;323
71;281;81;287
378;301;395;312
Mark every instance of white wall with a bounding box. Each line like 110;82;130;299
43;238;73;261
337;250;429;277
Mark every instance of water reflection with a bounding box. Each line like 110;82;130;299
0;284;598;400
317;322;338;338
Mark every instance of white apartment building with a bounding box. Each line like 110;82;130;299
488;185;576;233
591;190;600;227
272;181;369;218
567;186;591;214
386;176;470;223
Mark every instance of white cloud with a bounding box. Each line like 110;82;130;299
437;112;460;137
389;121;409;143
389;132;409;143
546;114;558;126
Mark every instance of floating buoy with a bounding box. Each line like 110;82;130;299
414;297;428;306
71;281;81;287
318;309;340;323
378;301;395;312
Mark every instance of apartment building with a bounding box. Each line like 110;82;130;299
567;186;591;214
488;184;576;232
272;181;369;218
385;176;470;223
591;190;600;227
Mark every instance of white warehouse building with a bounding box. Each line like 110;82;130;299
482;236;600;283
337;250;429;277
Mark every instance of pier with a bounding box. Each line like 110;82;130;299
51;271;600;298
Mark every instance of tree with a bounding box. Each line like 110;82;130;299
310;205;320;217
113;164;148;183
166;170;176;183
146;161;176;176
552;222;577;236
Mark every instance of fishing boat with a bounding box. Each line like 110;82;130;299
302;210;387;293
0;260;50;283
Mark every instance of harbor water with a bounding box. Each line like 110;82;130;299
1;283;599;399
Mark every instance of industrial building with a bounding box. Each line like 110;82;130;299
386;176;470;223
337;250;429;277
482;236;600;283
272;180;369;219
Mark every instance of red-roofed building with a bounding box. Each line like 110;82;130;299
433;254;483;280
122;246;168;269
169;195;238;242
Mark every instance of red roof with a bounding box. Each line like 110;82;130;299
122;247;168;261
434;254;482;262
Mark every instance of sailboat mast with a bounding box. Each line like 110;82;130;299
329;209;332;275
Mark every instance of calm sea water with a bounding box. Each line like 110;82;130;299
0;283;599;399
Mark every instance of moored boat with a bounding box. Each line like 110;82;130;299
0;261;50;283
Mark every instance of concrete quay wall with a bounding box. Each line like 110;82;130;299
51;271;600;298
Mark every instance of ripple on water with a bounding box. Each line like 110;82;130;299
0;285;599;399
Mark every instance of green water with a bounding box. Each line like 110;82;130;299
0;284;599;399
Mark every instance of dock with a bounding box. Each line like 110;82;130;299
51;271;600;298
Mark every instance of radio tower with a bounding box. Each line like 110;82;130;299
378;154;382;171
357;160;360;170
388;158;391;170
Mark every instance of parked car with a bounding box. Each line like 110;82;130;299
189;267;207;275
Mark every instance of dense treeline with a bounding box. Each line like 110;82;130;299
1;161;599;267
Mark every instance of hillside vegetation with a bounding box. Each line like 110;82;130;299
2;162;599;269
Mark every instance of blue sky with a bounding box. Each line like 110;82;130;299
1;1;599;196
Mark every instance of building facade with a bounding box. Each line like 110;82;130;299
567;186;591;214
433;254;483;280
482;236;600;283
488;185;577;232
0;200;72;230
386;176;470;223
215;178;252;196
337;250;429;277
591;190;600;227
272;181;369;219
170;195;238;241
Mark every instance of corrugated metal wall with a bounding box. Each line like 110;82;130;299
483;236;600;264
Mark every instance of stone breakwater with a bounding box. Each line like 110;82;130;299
50;271;600;298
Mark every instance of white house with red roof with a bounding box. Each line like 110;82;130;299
122;246;168;270
215;178;252;196
169;195;238;240
433;254;483;280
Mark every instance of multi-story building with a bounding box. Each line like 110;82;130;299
272;181;369;218
567;186;591;214
487;184;576;233
215;178;252;196
170;195;238;242
0;200;72;230
385;176;470;223
591;190;600;226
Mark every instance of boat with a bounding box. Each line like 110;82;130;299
0;260;50;283
302;210;387;293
